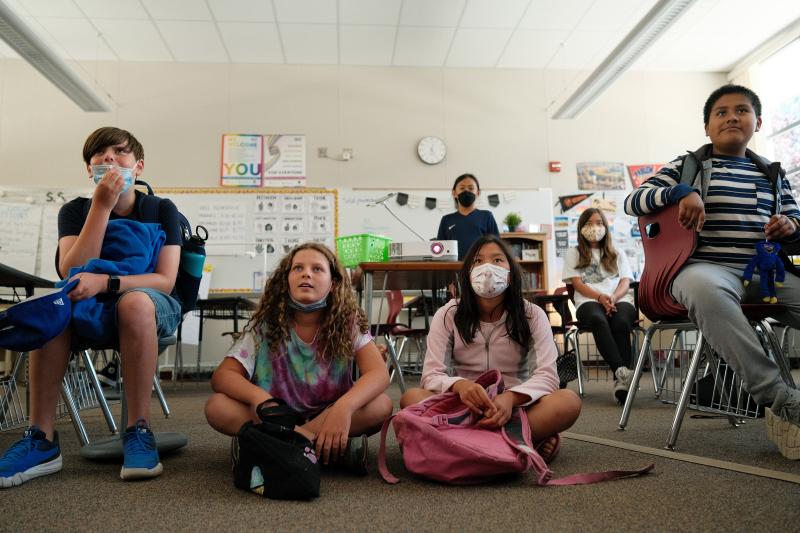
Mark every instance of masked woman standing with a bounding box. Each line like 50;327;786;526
436;173;499;260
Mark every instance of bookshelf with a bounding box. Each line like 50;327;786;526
500;232;548;296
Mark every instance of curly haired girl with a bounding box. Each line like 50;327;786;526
205;242;392;472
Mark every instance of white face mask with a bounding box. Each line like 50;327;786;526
470;263;510;298
581;225;606;242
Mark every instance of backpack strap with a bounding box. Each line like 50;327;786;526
377;415;400;484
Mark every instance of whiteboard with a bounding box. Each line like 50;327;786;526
154;188;338;292
338;188;558;290
0;202;43;274
338;188;554;242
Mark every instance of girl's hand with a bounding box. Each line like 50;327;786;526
67;273;109;301
452;379;495;415
314;401;353;465
477;392;515;428
597;294;616;314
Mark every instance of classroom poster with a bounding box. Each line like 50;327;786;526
576;162;626;190
263;134;306;187
627;163;664;188
220;134;263;187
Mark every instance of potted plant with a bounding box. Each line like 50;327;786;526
503;212;523;232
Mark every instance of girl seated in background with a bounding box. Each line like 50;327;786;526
562;208;637;404
400;235;581;461
204;242;392;474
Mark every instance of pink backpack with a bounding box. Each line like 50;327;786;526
378;370;653;485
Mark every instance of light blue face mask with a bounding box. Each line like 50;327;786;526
287;294;329;313
91;164;136;193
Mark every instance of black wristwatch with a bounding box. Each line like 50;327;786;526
107;275;120;294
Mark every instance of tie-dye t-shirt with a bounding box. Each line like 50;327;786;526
225;325;372;417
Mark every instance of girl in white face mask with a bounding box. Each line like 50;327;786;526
562;208;637;404
400;236;582;464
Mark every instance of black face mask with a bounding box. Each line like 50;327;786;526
457;191;476;207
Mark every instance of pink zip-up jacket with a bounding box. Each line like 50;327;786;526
421;299;559;405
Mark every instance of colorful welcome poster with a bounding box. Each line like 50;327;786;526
220;134;263;187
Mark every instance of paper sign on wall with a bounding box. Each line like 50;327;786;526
221;134;306;187
220;134;263;187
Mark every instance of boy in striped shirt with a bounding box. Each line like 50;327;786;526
625;84;800;459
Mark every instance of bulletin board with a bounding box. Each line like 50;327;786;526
154;188;337;293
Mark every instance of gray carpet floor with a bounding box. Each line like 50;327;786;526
2;374;800;532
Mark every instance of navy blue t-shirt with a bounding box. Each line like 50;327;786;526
436;209;499;260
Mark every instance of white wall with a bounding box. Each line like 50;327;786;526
0;59;724;200
0;59;725;370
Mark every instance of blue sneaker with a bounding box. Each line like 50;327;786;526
0;426;62;488
120;419;163;480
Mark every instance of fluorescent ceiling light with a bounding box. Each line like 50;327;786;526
552;0;696;120
0;1;110;112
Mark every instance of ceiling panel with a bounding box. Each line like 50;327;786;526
497;29;569;68
400;0;466;27
0;0;797;73
36;17;117;60
547;30;619;69
460;0;529;28
93;19;172;61
339;0;402;25
274;0;337;24
394;26;455;66
208;0;275;23
447;28;512;67
15;0;83;18
576;0;657;31
218;22;283;63
142;0;212;22
156;21;228;62
519;0;594;30
280;23;338;64
75;0;149;20
339;25;396;65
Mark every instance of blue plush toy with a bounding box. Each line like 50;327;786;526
743;241;785;303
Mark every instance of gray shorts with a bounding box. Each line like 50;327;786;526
116;288;182;337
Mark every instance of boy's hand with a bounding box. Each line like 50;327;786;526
67;272;108;301
678;192;705;231
93;168;125;210
765;214;796;241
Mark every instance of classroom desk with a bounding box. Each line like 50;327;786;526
358;261;462;327
0;263;55;375
190;295;257;377
358;261;462;391
0;262;55;298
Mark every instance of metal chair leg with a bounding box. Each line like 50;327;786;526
79;350;118;435
619;325;656;430
153;375;170;418
60;379;89;446
666;332;705;450
384;333;406;393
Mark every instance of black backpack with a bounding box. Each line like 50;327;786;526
135;180;208;315
69;180;208;315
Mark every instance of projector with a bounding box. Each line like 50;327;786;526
389;240;458;261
